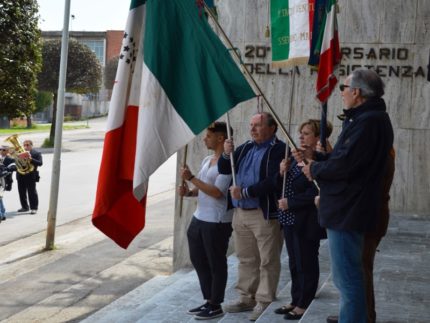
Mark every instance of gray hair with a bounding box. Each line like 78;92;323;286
350;69;385;99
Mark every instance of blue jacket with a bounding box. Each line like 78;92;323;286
311;98;394;232
218;137;286;220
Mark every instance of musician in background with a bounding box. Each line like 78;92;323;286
17;140;42;214
0;146;14;221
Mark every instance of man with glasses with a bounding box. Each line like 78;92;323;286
293;69;394;323
17;140;43;214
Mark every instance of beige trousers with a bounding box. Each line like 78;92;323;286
232;208;283;303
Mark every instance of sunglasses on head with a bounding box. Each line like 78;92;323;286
339;84;350;91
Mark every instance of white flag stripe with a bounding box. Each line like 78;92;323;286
132;63;194;201
106;5;145;132
288;0;311;59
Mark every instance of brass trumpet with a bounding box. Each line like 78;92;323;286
5;134;34;175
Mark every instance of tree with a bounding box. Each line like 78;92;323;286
35;91;53;113
104;56;119;91
38;39;102;143
0;0;42;122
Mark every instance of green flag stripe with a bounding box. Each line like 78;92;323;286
130;0;146;10
271;0;290;61
143;0;255;135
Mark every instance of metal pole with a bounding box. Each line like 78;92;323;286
46;0;71;250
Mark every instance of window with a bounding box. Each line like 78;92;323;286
80;39;105;65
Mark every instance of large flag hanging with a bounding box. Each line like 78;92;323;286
270;0;315;67
313;0;341;103
93;0;255;249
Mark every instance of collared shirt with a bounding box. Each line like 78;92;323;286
233;136;274;209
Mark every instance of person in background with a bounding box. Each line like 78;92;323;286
0;145;15;222
275;119;332;320
178;122;233;320
16;140;42;214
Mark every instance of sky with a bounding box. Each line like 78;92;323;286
37;0;130;31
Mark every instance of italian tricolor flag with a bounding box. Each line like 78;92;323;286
314;0;341;103
270;0;315;67
92;0;255;248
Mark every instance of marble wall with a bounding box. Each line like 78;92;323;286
173;0;430;270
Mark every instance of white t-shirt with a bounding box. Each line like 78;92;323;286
194;155;232;223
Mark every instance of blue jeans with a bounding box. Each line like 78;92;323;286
0;197;5;216
327;229;366;323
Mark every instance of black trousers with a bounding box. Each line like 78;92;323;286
17;173;38;210
187;216;232;305
284;225;320;308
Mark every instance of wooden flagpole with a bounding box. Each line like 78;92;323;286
178;144;188;218
203;3;298;152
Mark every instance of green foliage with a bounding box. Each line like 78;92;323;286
38;38;102;142
38;39;102;94
0;0;42;119
42;137;54;148
104;56;119;90
35;91;53;114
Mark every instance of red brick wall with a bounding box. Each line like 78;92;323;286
106;30;124;63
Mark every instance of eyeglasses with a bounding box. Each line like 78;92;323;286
339;84;350;91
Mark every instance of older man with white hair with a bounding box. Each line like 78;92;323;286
295;69;394;323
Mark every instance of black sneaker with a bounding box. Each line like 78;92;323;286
17;208;29;212
187;302;209;315
194;306;224;320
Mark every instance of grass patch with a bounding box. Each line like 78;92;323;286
0;123;89;135
41;137;54;148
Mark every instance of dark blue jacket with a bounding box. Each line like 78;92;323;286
218;137;286;220
278;160;326;240
311;98;394;232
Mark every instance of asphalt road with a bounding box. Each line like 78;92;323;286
0;117;177;245
0;117;178;321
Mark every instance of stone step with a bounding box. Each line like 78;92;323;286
81;270;191;323
4;237;173;323
85;241;333;323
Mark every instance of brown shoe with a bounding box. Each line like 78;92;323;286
223;299;256;313
326;315;339;323
249;302;270;321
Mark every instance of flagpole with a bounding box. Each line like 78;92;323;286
178;144;188;218
320;102;328;150
204;3;319;191
46;0;71;250
225;112;236;186
282;67;296;198
203;3;298;151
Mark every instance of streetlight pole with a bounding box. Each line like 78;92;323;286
45;0;71;250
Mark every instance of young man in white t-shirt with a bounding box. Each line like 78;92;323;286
178;122;233;320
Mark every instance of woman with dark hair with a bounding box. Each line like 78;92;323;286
274;119;332;320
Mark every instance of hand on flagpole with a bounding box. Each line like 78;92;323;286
177;182;190;197
279;159;291;177
230;185;242;200
278;198;288;211
302;161;315;181
223;139;234;155
316;140;333;154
